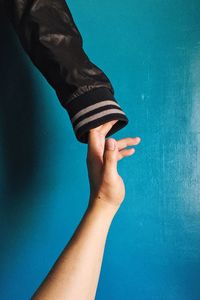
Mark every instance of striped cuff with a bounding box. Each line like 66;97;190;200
65;87;129;143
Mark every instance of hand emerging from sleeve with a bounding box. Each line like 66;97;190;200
86;120;141;213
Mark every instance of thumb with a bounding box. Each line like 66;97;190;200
103;138;118;174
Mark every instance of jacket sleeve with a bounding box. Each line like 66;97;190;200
3;0;129;143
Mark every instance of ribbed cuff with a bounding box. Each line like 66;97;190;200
65;87;129;144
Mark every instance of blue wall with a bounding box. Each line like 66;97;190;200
1;1;200;299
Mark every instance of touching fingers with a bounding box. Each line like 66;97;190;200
98;120;118;136
87;128;141;164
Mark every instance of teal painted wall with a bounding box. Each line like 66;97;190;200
0;1;200;299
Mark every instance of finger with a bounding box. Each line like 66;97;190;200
97;120;118;137
103;138;118;174
117;148;135;161
117;137;141;151
87;130;103;159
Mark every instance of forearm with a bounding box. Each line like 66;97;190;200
32;199;117;300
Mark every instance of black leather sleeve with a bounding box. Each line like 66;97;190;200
2;0;128;143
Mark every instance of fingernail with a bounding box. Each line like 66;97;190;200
106;139;116;150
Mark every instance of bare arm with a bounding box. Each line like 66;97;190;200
32;198;117;300
31;121;141;300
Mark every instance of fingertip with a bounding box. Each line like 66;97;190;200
135;137;141;143
105;138;117;151
131;148;135;153
128;148;135;155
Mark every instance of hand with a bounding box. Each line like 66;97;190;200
86;120;141;213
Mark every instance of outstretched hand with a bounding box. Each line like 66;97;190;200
86;120;141;213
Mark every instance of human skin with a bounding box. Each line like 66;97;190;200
31;120;141;300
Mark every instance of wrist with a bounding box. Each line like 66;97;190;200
87;196;119;221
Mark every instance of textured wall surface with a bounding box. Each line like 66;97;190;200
0;1;200;299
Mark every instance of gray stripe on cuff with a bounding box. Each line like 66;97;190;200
71;100;120;123
74;108;126;132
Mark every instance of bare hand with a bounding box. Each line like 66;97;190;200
86;120;141;212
